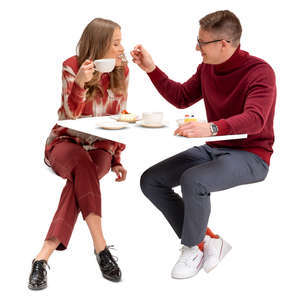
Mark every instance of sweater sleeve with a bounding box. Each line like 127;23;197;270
61;63;87;120
147;65;203;108
214;64;276;135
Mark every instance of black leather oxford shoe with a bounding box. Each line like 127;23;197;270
95;246;121;282
28;259;50;290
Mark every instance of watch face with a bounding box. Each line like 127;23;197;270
211;124;218;135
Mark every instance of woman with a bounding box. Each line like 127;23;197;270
28;18;129;289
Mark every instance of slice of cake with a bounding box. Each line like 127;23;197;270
119;110;137;123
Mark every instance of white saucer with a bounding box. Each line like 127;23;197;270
96;121;128;130
137;120;168;128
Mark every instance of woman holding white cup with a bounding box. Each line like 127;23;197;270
28;18;129;290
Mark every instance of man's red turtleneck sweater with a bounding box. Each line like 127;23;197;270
147;46;276;165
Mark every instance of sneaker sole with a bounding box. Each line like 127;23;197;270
204;239;232;273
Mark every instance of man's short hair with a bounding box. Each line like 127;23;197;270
199;10;242;47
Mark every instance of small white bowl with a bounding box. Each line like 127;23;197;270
176;119;185;126
142;112;164;125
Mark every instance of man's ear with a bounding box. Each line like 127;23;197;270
221;39;228;49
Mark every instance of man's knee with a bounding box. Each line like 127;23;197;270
180;168;209;197
140;167;156;195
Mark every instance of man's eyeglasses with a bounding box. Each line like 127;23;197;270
197;37;231;48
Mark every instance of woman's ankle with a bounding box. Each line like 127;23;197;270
35;238;60;261
34;255;48;262
94;241;107;254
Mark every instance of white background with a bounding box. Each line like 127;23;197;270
1;0;299;299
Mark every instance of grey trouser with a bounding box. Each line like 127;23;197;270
140;145;269;247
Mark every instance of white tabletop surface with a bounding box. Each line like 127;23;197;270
57;115;247;146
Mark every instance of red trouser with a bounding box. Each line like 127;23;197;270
45;141;112;250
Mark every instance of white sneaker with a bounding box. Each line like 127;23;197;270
171;245;204;279
203;235;232;273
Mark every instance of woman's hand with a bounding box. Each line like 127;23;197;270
130;45;156;73
111;165;127;182
75;59;95;89
174;122;212;138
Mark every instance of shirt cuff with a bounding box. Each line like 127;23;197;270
146;66;164;81
213;119;232;136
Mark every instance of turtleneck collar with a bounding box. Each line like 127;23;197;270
213;45;249;75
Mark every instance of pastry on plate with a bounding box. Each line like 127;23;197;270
184;114;197;123
119;110;137;123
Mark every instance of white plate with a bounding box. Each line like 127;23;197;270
96;121;128;130
136;120;168;128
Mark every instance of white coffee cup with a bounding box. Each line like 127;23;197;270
142;112;164;124
94;58;116;73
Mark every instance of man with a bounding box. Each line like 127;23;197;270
131;10;276;279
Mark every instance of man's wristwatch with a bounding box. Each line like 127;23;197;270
210;123;218;136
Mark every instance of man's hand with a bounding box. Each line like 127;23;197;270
174;122;212;138
111;165;127;182
130;45;156;73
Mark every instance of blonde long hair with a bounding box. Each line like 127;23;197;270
77;18;127;100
